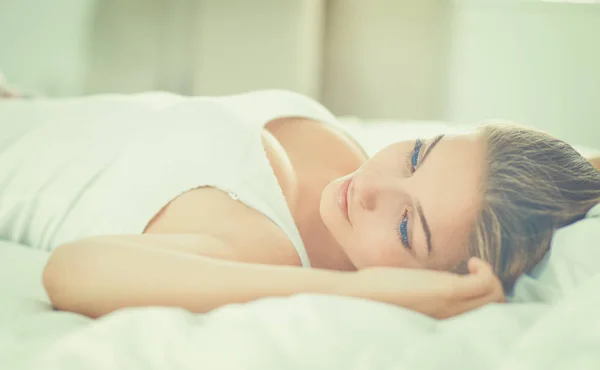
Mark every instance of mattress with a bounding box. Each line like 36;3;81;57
1;110;600;370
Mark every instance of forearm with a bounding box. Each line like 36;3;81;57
44;237;493;320
44;239;353;318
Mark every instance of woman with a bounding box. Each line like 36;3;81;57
3;90;599;319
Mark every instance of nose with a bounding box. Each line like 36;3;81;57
352;170;400;211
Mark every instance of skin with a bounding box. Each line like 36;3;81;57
590;156;600;171
320;133;486;272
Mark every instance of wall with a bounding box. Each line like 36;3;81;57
445;0;600;147
0;0;324;98
322;0;452;120
1;0;599;147
187;0;324;98
85;0;325;98
0;0;96;96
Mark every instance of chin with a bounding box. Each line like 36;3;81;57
318;182;334;228
320;179;353;248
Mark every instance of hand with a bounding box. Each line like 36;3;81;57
353;257;505;319
445;257;506;318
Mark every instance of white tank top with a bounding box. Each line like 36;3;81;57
0;90;339;267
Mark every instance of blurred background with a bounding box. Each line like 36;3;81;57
0;0;599;147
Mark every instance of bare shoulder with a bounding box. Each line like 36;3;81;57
266;117;367;173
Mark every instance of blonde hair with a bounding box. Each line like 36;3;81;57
460;122;600;291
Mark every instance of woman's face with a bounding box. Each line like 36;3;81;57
320;133;486;271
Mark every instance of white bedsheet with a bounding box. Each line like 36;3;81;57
1;235;600;370
1;114;600;370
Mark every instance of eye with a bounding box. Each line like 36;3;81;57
410;139;424;171
397;209;411;250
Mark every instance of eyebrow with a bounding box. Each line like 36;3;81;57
421;134;444;166
415;134;444;255
416;202;433;255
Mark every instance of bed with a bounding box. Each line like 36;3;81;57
1;102;600;370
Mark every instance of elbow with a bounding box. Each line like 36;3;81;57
43;242;85;312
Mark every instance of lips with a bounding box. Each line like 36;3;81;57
338;176;353;224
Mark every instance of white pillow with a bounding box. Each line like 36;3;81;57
511;203;600;303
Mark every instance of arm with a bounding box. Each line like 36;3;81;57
43;234;503;319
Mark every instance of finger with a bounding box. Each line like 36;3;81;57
457;274;489;299
459;257;506;303
457;258;495;299
467;257;492;276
